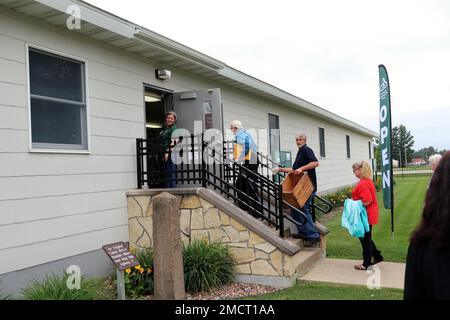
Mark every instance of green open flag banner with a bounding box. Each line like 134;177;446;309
378;65;394;234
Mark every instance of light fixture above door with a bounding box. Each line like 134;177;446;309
155;69;171;80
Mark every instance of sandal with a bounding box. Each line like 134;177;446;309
354;264;367;271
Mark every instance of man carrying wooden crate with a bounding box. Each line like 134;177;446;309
275;133;320;246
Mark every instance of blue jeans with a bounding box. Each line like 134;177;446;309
291;192;319;240
165;158;176;188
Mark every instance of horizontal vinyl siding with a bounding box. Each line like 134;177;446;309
0;172;135;201
0;82;27;108
0;8;148;273
0;154;137;177
0;225;128;274
0;190;127;225
0;129;29;153
0;105;28;130
222;89;372;192
0;57;26;85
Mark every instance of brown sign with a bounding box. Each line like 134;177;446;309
102;241;140;271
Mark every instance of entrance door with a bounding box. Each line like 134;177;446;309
172;88;223;135
144;85;172;139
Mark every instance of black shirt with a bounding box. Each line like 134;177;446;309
293;144;318;191
404;241;450;300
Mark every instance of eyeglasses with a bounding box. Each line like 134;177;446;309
295;138;304;141
353;168;361;172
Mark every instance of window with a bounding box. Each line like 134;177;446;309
29;48;88;150
346;135;351;159
319;127;325;157
268;114;280;162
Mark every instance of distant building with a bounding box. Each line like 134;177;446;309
411;158;426;165
392;159;399;168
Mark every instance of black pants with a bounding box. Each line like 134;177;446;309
235;163;261;217
359;225;383;268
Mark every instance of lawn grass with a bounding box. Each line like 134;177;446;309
324;175;430;263
243;281;403;300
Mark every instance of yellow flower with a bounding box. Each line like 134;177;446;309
147;268;152;273
139;268;144;274
125;268;131;274
135;265;141;270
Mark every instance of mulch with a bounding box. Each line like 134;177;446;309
139;283;282;300
185;283;282;300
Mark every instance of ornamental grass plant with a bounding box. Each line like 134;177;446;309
21;272;110;300
183;240;235;293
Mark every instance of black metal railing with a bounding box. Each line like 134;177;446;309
253;150;333;222
137;135;309;238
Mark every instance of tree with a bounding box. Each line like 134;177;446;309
413;146;439;160
392;125;415;167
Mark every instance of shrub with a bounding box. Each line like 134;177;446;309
124;241;235;296
183;240;235;293
21;273;109;300
124;247;154;298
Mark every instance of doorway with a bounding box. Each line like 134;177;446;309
144;85;172;139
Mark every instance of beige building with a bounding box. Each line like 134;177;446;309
0;0;376;294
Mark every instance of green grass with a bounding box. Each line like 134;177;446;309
324;176;430;263
21;273;115;300
243;281;403;300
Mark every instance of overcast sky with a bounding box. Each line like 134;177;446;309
85;0;450;150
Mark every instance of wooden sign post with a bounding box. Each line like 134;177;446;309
102;241;139;300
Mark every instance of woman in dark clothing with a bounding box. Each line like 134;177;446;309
159;111;178;188
404;151;450;300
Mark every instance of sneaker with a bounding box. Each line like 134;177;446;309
303;237;320;247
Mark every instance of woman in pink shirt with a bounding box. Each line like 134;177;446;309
352;161;384;270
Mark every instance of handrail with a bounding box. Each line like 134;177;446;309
253;148;334;220
313;195;333;214
136;136;328;237
137;135;289;237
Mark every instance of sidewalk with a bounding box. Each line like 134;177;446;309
299;258;406;289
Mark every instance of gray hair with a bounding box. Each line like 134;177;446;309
429;154;442;166
230;120;242;129
296;133;307;141
164;111;177;121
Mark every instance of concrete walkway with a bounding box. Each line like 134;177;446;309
299;258;406;289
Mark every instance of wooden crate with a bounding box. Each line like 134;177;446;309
281;172;314;208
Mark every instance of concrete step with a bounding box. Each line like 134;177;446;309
284;237;304;249
293;248;323;278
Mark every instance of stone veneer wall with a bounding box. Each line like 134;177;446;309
127;191;307;280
